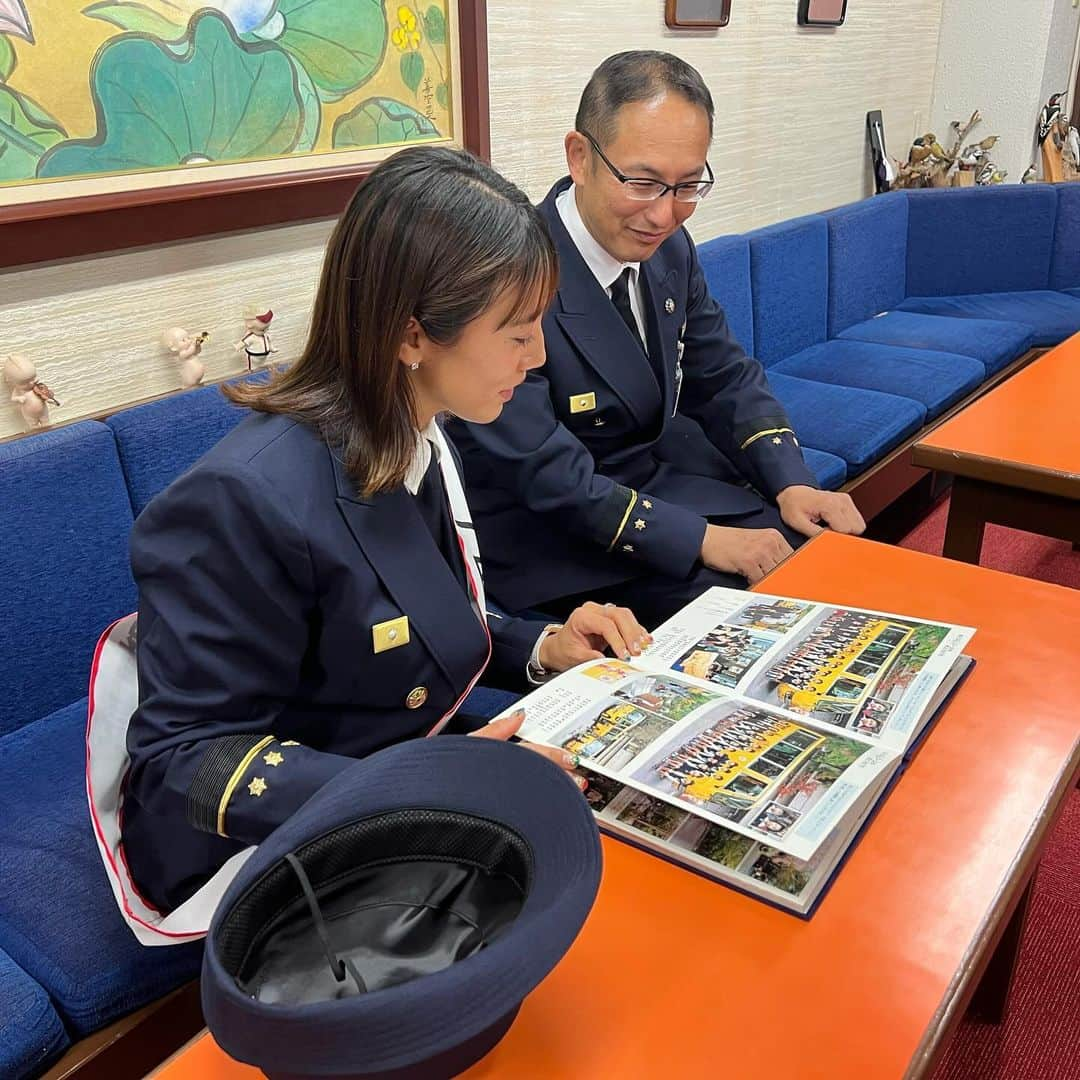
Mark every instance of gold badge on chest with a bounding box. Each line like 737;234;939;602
569;392;596;414
372;616;410;654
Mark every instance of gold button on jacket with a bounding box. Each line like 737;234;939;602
406;686;429;709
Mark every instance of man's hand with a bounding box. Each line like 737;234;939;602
776;485;865;539
700;524;793;584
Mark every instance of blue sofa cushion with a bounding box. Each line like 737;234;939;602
799;446;847;490
0;681;512;1038
460;685;521;717
106;383;251;515
905;185;1058;296
748;214;829;365
0;945;68;1079
1050;181;1080;290
0;422;135;737
766;372;926;475
897;291;1080;347
697;234;755;355
0;700;203;1036
772;340;983;420
836;310;1033;376
826;192;909;336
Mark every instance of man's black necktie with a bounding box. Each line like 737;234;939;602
609;267;645;352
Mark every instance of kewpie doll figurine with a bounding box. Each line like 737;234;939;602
234;307;276;371
162;327;209;388
4;354;60;430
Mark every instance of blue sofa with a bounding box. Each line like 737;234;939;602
697;183;1080;490
0;386;520;1078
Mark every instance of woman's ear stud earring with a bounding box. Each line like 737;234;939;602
409;362;420;371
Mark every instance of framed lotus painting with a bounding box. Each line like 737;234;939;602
0;0;489;265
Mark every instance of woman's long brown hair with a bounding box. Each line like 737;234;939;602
225;146;558;495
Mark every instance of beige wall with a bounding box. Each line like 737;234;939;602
929;0;1080;183
0;0;946;440
489;1;945;236
0;221;333;440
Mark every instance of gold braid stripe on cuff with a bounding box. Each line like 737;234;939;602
217;736;275;837
739;427;794;451
606;488;639;551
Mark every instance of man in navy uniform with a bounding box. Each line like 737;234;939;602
449;51;864;627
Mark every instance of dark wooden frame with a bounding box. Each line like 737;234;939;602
0;1;490;271
797;0;848;26
665;0;732;29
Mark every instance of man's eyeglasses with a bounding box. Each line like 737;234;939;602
579;130;714;203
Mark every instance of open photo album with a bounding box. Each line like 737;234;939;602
503;588;975;916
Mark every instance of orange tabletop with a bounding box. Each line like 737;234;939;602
913;332;1080;493
151;533;1080;1080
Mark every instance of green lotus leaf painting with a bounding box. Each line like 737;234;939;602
333;97;436;150
0;82;64;182
246;0;388;104
0;0;452;188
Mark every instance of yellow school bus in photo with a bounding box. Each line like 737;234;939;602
675;722;825;805
776;620;915;718
564;703;639;757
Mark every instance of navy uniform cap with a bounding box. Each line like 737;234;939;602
202;735;602;1079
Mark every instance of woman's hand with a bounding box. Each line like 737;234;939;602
470;709;588;790
539;602;651;672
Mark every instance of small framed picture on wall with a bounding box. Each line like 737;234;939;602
798;0;848;26
665;0;732;29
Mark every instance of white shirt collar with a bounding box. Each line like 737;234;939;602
404;419;442;495
555;183;640;291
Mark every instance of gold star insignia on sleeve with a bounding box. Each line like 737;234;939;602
634;519;646;530
642;499;653;510
622;543;634;553
248;777;268;797
263;751;284;767
772;436;783;445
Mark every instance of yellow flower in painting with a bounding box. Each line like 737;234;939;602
391;6;421;51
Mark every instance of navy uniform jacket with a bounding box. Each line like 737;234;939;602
448;178;816;612
121;413;542;911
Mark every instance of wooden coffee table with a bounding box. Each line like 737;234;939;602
150;533;1080;1080
912;334;1080;563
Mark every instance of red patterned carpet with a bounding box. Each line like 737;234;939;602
898;496;1079;1078
897;495;1080;589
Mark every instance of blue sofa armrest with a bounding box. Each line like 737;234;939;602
0;422;135;737
746;214;830;366
0;943;69;1079
696;233;756;355
906;186;1057;296
825;192;909;336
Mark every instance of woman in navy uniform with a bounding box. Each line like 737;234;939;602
91;147;647;927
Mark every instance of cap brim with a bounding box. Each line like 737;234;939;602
203;737;601;1076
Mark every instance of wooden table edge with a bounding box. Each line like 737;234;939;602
903;735;1080;1079
146;1028;209;1079
911;443;1080;500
